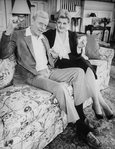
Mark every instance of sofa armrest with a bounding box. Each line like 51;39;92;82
99;47;114;62
0;54;17;89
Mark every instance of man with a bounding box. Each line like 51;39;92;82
0;10;102;148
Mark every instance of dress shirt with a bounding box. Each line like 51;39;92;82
26;27;48;72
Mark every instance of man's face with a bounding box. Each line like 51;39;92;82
32;17;49;36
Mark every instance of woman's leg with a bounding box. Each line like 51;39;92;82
56;58;103;117
55;57;110;119
96;81;113;117
85;68;103;116
86;68;114;119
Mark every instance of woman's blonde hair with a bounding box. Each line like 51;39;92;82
54;9;71;23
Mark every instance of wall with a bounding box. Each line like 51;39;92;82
81;0;115;39
111;4;115;40
47;0;81;16
47;0;57;16
0;0;12;38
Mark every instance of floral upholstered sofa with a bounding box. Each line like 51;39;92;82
89;47;114;90
0;55;68;149
0;41;114;149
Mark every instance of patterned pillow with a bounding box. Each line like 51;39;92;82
0;54;16;89
85;34;102;59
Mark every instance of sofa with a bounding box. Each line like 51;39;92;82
0;36;114;149
89;47;114;90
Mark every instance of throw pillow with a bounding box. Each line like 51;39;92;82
85;34;102;59
0;54;16;89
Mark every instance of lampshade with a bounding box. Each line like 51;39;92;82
89;13;96;17
12;0;30;14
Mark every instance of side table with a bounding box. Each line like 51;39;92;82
85;25;111;42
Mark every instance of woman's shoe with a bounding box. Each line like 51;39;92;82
78;131;102;149
95;114;104;120
106;114;115;120
92;106;104;120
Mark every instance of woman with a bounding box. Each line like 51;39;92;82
44;9;114;120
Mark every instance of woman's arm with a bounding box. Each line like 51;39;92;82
76;35;88;59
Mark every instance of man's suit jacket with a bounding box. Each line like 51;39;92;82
0;29;54;83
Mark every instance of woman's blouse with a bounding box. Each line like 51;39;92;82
52;30;71;59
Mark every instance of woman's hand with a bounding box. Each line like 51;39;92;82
77;47;82;54
77;36;87;48
50;47;59;59
77;36;87;54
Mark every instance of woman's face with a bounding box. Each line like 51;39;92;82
56;18;70;33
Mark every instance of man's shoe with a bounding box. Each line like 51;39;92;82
84;118;100;136
87;132;102;149
78;131;102;149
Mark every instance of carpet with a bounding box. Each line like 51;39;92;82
44;66;115;149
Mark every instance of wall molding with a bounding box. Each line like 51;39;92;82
84;1;114;11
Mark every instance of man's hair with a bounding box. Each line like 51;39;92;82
54;9;71;23
32;10;49;21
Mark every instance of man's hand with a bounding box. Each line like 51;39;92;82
5;15;19;35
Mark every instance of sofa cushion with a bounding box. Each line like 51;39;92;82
0;54;16;89
85;34;102;59
0;84;67;149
